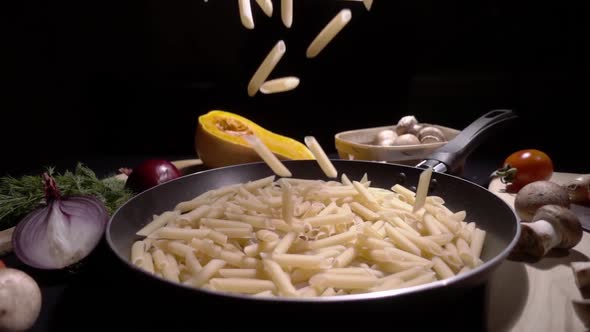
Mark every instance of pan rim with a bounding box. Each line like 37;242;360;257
106;159;521;303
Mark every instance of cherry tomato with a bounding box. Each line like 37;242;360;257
0;259;5;269
494;149;554;193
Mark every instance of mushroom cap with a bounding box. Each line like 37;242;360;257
0;268;42;332
393;134;420;146
532;204;582;249
564;175;590;204
395;115;419;135
418;126;446;142
514;180;571;221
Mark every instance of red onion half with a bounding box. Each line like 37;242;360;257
12;173;108;269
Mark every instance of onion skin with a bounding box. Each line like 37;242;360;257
12;195;108;270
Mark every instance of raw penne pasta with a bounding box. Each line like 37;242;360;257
260;77;300;94
263;259;297;296
306;9;352;58
141;252;155;274
384;224;421;256
238;0;255;29
132;168;488;298
471;229;486;259
281;0;293;28
136;211;179;236
210;278;276;294
149;227;210;241
309;273;378;290
131;241;146;266
218;268;259;279
431;256;455;279
413;167;433;212
304;136;338;178
255;0;273;17
272;253;332;269
191;259;227;287
265;229;293;251
303;213;354;227
280;179;295;224
247;40;286;97
244;134;292;177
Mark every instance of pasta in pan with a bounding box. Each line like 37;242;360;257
130;171;487;298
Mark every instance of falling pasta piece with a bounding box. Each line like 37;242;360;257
304;136;338;178
260;76;300;94
248;40;287;97
306;9;352;58
243;135;292;178
413;167;433;212
255;0;273;17
281;0;293;28
238;0;255;29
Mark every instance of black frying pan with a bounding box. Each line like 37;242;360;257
105;110;520;319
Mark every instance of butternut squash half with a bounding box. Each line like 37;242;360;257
195;110;314;168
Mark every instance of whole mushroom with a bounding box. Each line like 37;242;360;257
0;268;42;332
511;205;582;260
564;175;590;205
418;126;447;144
395;116;422;136
373;129;397;146
393;134;420;146
514;180;571;222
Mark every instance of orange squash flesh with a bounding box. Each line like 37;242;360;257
195;110;314;168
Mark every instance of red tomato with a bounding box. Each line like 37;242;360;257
0;260;5;269
494;149;554;193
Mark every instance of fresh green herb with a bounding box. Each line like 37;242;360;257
0;163;133;230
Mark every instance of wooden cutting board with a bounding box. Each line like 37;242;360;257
486;172;590;332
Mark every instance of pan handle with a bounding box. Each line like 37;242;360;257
416;109;517;173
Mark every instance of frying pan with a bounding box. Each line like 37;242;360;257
105;109;520;323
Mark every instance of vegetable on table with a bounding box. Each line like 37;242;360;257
195;110;314;168
492;149;554;193
514;180;570;222
0;268;42;332
123;159;181;194
0;260;5;269
0;163;133;257
511;205;582;261
564;175;590;205
0;163;132;231
12;173;109;269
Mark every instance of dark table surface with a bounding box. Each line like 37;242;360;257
0;151;530;332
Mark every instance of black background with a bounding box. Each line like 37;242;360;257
2;0;589;176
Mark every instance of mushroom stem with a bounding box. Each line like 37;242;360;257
513;222;553;259
526;219;561;254
572;262;590;298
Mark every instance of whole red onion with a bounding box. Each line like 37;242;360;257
125;159;181;193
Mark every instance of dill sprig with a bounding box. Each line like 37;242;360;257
0;163;133;230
